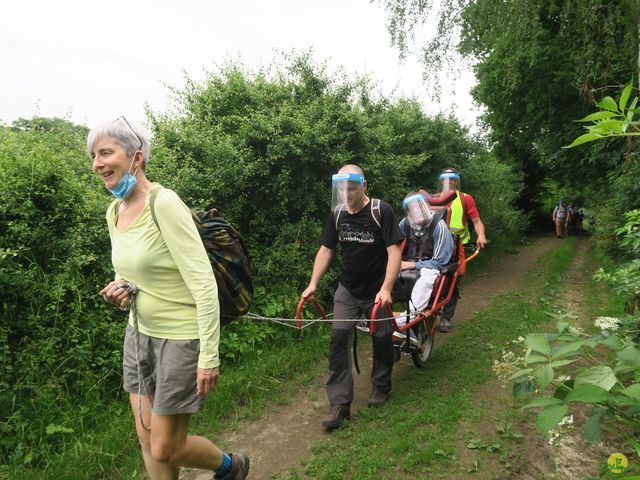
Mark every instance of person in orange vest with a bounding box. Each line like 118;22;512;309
436;168;487;332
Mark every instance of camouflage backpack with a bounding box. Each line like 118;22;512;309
150;189;253;324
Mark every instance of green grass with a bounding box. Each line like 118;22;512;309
3;235;538;480
4;328;331;480
276;238;580;479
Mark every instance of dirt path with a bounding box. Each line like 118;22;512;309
445;235;619;480
182;236;562;480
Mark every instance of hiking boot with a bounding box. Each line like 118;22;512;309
438;319;452;333
322;405;350;430
367;389;389;408
216;453;250;480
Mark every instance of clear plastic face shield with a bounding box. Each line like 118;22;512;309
403;193;434;234
331;172;365;213
438;171;461;194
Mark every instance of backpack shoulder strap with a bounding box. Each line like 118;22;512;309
370;198;382;229
333;203;346;231
107;199;121;232
149;187;164;231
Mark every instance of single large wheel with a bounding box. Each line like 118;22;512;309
411;317;435;368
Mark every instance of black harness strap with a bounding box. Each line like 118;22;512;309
353;329;361;375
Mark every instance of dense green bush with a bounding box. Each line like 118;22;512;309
0;119;120;465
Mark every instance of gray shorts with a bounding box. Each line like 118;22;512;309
123;324;207;415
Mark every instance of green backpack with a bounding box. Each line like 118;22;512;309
150;189;253;324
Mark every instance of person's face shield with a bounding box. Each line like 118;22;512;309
438;171;461;194
331;173;365;213
402;194;434;234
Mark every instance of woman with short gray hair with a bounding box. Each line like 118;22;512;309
90;117;249;480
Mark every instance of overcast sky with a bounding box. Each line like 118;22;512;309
1;0;480;130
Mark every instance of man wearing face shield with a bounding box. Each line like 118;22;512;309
302;165;403;431
436;168;487;332
394;193;454;335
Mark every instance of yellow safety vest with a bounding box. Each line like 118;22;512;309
449;192;471;244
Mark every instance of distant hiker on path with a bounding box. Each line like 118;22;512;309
302;164;403;431
553;199;569;238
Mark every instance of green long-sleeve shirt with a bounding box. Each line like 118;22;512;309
106;184;220;368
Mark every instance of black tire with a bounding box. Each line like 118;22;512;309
411;317;435;368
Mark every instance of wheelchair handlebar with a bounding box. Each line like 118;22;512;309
295;296;327;328
465;246;481;263
369;301;394;333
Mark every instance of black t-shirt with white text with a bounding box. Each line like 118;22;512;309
321;199;404;299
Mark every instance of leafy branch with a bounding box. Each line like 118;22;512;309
567;79;640;147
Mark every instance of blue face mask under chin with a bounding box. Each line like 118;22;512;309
108;157;138;199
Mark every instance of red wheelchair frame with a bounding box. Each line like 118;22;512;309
295;188;480;368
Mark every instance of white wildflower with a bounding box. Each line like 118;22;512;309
517;336;525;342
548;429;561;446
556;374;571;382
594;316;620;332
558;415;574;427
569;326;585;336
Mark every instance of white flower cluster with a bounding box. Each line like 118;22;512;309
594;316;620;331
548;415;574;446
569;325;585;336
558;414;574;427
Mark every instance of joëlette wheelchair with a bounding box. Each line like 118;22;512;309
371;189;480;367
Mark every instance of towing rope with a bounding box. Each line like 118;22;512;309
241;311;398;329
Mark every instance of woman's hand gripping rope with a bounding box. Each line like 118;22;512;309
100;279;134;310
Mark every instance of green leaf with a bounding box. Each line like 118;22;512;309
627;97;638;122
619;80;633;112
588;119;624;133
566;132;602;148
524;353;548;364
523;397;564;409
565;384;609;404
584;410;603;444
575;366;618;391
596;335;623;352
617;347;640;367
46;424;74;435
526;334;550;355
467;439;485;449
551;340;585;359
535;364;554;390
596;96;620;112
556;334;581;342
547;359;577;368
621;384;640;400
536;404;569;433
513;378;536;400
508;368;533;381
553;379;574;400
577;110;618;122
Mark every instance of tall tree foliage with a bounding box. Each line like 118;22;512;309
380;0;639;217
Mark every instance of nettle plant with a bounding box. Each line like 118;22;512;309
495;211;640;448
500;313;640;445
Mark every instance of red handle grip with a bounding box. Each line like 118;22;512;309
418;188;457;206
295;297;327;328
369;301;393;333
